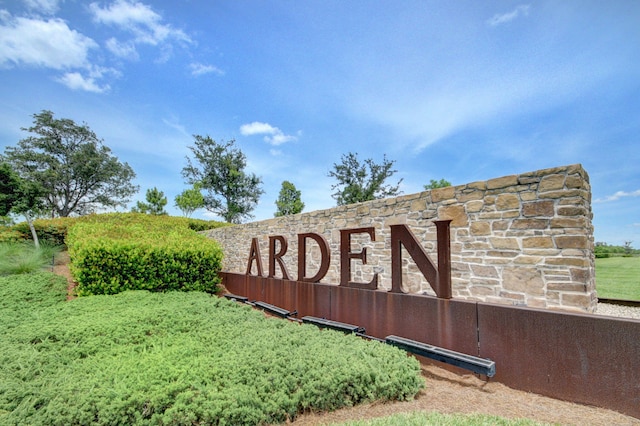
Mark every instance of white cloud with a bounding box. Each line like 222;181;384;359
0;15;97;69
105;37;139;60
23;0;61;15
57;72;109;93
487;5;530;27
239;121;298;146
189;62;224;77
162;116;190;137
594;190;640;203
90;0;191;47
55;65;119;93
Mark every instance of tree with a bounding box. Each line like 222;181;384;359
182;136;263;224
424;178;452;190
3;110;138;217
131;187;168;215
328;152;402;206
274;180;304;217
0;162;45;247
174;183;205;217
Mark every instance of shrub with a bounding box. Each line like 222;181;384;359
10;217;78;246
0;274;424;425
67;214;224;296
0;227;26;243
6;213;227;246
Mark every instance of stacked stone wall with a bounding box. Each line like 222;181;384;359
205;164;596;312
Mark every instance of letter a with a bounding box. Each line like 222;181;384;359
246;238;264;276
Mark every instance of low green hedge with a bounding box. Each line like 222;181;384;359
2;214;227;246
67;213;224;296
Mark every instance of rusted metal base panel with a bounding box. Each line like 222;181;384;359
221;272;246;297
329;286;479;355
478;303;640;419
221;272;478;354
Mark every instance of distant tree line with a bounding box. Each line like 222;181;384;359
594;241;639;258
1;111;453;233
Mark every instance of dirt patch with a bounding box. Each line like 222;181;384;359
52;251;76;300
50;256;639;425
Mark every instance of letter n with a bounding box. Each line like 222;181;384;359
390;221;452;298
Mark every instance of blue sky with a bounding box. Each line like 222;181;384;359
0;1;638;245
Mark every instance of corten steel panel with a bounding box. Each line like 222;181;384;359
330;286;479;355
295;281;333;319
221;272;246;296
263;277;298;314
242;275;266;302
478;303;640;419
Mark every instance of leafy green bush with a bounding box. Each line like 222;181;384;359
0;274;424;425
10;217;78;246
67;214;224;296
5;213;227;246
0;227;26;243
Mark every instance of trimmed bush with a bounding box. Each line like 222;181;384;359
5;214;227;246
0;227;26;243
10;217;78;246
67;213;224;296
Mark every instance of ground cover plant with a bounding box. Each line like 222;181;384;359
0;273;424;425
595;256;640;301
67;213;225;296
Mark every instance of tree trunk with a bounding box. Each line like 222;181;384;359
24;211;40;248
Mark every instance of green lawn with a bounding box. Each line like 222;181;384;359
595;257;640;301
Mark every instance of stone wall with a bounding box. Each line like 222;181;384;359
205;164;596;312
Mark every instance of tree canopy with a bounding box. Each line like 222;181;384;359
328;152;402;206
424;178;452;190
3;110;138;217
182;136;263;224
274;180;304;217
132;187;168;215
174;184;205;217
0;161;46;246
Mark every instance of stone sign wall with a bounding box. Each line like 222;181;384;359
205;164;596;312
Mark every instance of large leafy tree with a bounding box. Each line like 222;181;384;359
131;187;168;215
182;136;263;224
328;152;402;206
274;180;304;217
3;110;138;217
174;183;205;217
0;162;45;246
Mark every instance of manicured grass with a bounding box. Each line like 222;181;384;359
332;411;546;426
595;257;640;301
0;273;423;425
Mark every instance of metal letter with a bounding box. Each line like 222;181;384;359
246;237;264;276
268;235;291;280
340;227;378;290
390;221;452;298
297;233;330;283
